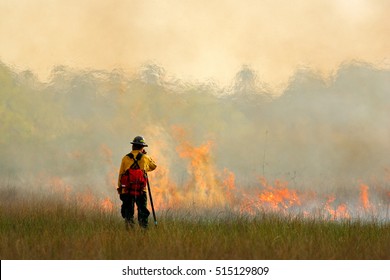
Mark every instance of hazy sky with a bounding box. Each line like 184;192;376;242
0;0;389;88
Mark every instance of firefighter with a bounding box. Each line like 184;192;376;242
117;136;157;229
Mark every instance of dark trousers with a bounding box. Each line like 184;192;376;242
119;192;150;227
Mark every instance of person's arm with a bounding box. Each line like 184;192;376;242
117;157;127;188
144;155;157;172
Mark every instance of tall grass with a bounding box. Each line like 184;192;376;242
1;188;389;260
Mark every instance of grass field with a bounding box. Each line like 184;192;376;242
1;188;389;260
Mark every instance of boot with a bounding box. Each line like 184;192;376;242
139;217;148;229
124;218;135;230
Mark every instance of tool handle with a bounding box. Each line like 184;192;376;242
146;175;157;226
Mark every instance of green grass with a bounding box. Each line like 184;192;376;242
1;190;389;260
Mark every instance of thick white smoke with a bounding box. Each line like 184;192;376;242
1;61;390;217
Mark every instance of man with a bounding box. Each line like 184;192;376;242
117;136;157;229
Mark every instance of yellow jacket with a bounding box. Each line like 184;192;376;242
117;150;157;193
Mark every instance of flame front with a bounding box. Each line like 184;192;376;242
42;126;390;221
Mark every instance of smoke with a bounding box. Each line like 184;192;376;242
1;0;389;87
1;60;390;218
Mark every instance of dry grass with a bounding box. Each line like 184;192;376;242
1;189;389;260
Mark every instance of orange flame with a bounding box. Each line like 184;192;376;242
324;195;350;220
221;168;236;204
258;177;301;210
101;197;114;212
360;183;371;210
171;125;228;207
